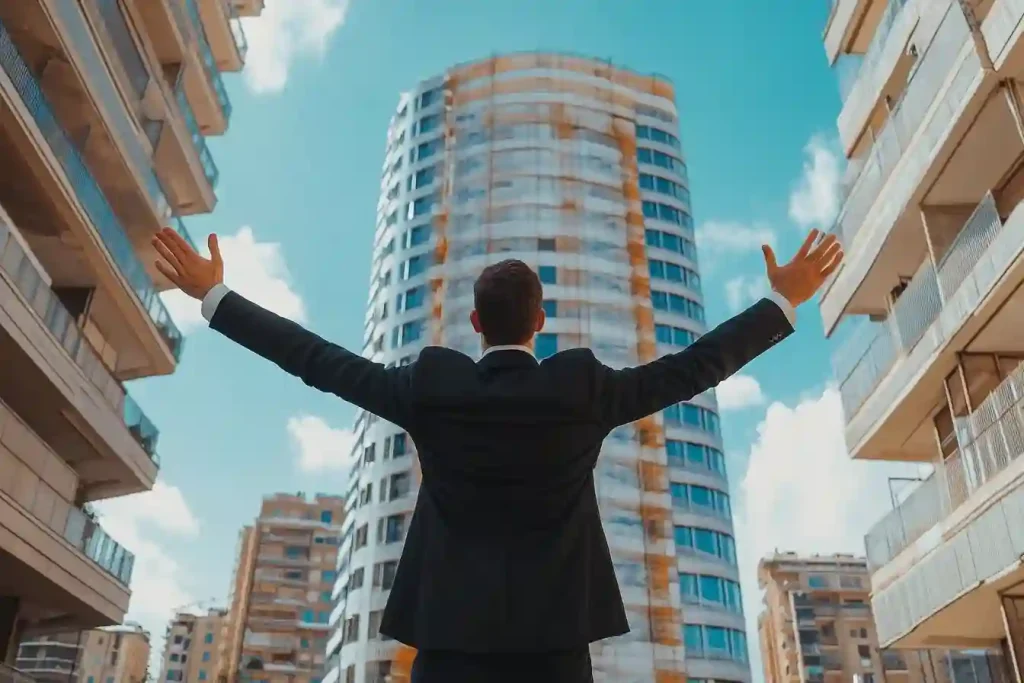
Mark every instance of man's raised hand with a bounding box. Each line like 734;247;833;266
762;229;844;308
152;228;224;301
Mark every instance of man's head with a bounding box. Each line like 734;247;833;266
470;259;545;348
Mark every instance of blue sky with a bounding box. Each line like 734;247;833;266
91;1;921;679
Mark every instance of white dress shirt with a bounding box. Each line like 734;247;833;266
201;283;797;336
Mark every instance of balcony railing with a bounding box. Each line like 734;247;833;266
229;3;249;60
670;495;732;521
837;0;909;102
834;193;1002;419
865;361;1024;570
184;0;233;120
0;217;161;461
830;3;969;249
0;20;184;360
176;87;220;187
64;506;135;585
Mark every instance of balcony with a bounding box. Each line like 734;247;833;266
825;0;891;65
65;506;136;585
199;0;248;72
0;665;35;683
0;18;184;367
821;2;987;334
87;0;218;213
1;217;160;464
181;0;233;133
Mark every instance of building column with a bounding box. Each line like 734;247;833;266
1001;592;1024;683
0;596;22;666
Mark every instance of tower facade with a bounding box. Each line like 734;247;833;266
325;53;748;683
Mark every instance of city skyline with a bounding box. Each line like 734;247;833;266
1;2;940;682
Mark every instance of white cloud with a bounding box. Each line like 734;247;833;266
734;387;927;677
724;274;769;313
789;135;842;230
695;220;776;260
242;0;351;94
287;415;357;478
715;374;766;411
92;482;202;668
162;226;306;333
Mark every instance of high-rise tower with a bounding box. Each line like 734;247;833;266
324;53;749;683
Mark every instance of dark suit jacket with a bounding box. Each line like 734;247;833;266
208;292;793;653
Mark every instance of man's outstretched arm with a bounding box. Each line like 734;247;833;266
152;229;414;428
596;229;843;428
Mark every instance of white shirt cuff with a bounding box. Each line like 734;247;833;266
766;289;796;328
201;283;231;322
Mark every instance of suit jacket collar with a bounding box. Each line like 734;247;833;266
477;345;538;369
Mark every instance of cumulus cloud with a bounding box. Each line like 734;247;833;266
287;415;358;478
161;226;306;333
789;135;842;230
733;387;927;676
695;220;776;261
92;482;201;663
724;274;769;313
242;0;351;94
714;374;766;411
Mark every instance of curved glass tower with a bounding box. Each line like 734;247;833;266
324;53;750;683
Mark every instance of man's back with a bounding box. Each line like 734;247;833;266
381;346;628;651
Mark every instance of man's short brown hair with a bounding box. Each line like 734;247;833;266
473;259;543;346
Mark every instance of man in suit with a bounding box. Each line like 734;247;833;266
152;227;841;682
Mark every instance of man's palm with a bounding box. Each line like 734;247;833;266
152;228;224;300
762;230;843;308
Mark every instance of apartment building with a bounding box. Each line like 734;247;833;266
821;0;1024;678
160;609;226;683
757;552;1006;683
14;624;150;683
0;0;261;669
218;494;344;683
324;52;748;683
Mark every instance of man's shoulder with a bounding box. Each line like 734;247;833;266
541;347;600;368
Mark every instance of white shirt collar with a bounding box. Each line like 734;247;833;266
481;344;535;358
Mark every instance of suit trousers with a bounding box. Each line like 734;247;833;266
410;647;594;682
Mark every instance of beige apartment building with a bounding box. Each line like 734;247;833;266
0;0;262;673
218;494;345;683
14;624;149;683
159;608;227;683
757;553;1008;683
821;0;1024;678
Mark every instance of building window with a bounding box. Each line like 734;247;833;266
674;525;736;565
535;333;557;360
203;632;213;644
390;472;411;500
538;266;556;284
662;403;719;434
645;229;697;260
807;574;829;589
393;432;408;457
373;560;399;589
198;672;206;682
651;290;705;322
542;300;557;317
323;570;337;582
202;652;210;662
538;238;556;251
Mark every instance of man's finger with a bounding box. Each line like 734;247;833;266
795;229;821;260
152;237;184;275
820;250;844;279
155;260;186;290
812;239;842;265
762;244;778;271
209;233;222;267
161;228;197;264
808;234;839;261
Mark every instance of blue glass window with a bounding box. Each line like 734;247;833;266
679;573;699;601
542;300;557;317
655;324;672;344
636;125;681;148
419;87;440;109
406;223;432;247
320;510;333;524
535;333;557;359
302;610;314;622
674;526;736;565
201;652;211;662
403;254;430;279
203;633;213;644
198;672;206;682
650;290;704;322
399;320;423;346
408;195;435;219
642;201;692;229
399;285;425;311
662;404;719;434
417;114;441;135
699;575;722;603
684;624;703;653
393;433;408;456
409;166;436;191
411;139;441;162
323;570;337;582
538;266;557;284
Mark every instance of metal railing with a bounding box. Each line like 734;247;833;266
64;506;135;585
0;217;161;461
176;87;220;187
830;3;969;248
184;0;233;120
834;194;1003;420
0;20;184;360
229;2;249;60
865;362;1024;570
837;0;909;102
